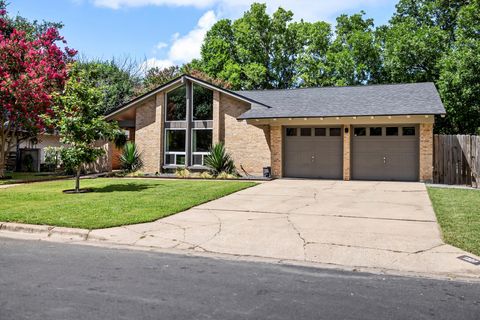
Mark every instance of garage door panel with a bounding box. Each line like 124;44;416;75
352;126;419;181
284;127;343;179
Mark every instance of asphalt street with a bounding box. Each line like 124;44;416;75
0;238;479;320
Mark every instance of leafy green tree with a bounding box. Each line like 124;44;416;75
381;18;447;83
295;21;332;87
77;58;140;114
437;0;480;134
327;12;382;85
49;63;121;192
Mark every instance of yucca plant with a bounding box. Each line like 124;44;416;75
120;141;143;172
204;143;236;176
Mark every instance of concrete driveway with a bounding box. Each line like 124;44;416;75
88;179;480;279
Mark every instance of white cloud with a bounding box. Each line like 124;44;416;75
142;10;217;71
167;10;216;63
155;42;168;50
92;0;395;22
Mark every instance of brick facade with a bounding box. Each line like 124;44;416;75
135;96;161;173
343;125;351;181
218;94;271;176
419;122;434;182
270;125;283;178
109;78;437;182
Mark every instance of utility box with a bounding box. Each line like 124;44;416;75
263;166;271;178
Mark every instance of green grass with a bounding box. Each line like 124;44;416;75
0;178;256;229
0;172;69;185
428;187;480;256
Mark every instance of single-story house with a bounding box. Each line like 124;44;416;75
106;74;446;182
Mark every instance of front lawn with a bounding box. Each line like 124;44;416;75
428;187;480;256
0;172;70;185
0;178;256;229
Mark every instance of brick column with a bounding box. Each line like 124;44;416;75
343;125;351;181
212;91;221;144
135;97;162;174
270;125;283;178
419;123;433;182
156;92;165;172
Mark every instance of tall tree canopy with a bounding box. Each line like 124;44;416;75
76;58;141;115
191;1;479;134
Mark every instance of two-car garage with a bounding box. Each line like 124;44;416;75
283;125;419;181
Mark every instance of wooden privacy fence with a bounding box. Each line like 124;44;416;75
433;135;479;188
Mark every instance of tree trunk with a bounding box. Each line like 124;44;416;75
0;161;5;179
75;167;81;192
0;141;5;179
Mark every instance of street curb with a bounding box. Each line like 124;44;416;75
0;222;90;240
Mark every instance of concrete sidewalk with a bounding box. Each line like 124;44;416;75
1;179;479;280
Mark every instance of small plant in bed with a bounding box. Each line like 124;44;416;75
120;141;143;173
204;143;238;177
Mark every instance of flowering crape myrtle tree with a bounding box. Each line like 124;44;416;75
0;2;76;178
50;63;122;193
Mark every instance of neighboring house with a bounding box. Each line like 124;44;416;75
9;133;62;172
105;74;446;182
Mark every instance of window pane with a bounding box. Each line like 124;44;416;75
402;127;416;136
329;128;341;136
166;86;186;121
165;154;175;165
300;128;311;136
176;154;185;165
193;154;203;166
354;127;366;136
166;130;186;152
286;128;297;136
315;128;326;136
386;127;399;136
193;129;212;152
370;127;382;136
193;84;213;120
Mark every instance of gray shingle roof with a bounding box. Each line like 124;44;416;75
236;82;445;119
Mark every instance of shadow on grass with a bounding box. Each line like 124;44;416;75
91;183;157;193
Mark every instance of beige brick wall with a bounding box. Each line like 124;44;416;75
343;125;351;181
135;96;161;173
219;94;271;176
419;122;434;182
270;125;282;178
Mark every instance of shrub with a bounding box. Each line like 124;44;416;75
217;171;238;179
204;143;236;176
120;142;143;172
44;146;62;172
175;168;190;178
199;171;213;179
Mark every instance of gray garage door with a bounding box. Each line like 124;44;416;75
284;127;343;179
351;126;419;181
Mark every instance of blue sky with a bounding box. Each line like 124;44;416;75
8;0;399;69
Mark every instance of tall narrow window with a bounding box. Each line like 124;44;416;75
165;129;186;165
166;85;186;121
193;84;213;120
192;129;212;166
